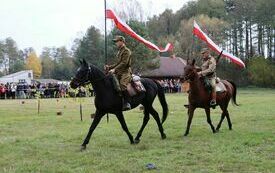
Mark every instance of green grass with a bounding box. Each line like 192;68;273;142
0;88;275;173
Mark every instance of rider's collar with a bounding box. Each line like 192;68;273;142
119;44;125;51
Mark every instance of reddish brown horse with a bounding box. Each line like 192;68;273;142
182;59;239;136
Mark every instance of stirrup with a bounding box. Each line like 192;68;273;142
210;100;216;109
184;104;189;109
122;103;131;111
210;100;216;106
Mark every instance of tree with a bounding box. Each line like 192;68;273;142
197;0;226;19
40;47;76;80
0;38;21;74
175;14;229;60
25;52;42;78
248;56;275;87
52;47;76;80
111;0;146;21
147;9;177;41
74;26;104;68
40;47;55;78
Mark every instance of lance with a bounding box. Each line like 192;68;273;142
216;50;223;64
104;0;107;64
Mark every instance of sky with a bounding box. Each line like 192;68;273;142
0;0;191;55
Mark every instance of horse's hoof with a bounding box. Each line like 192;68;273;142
134;139;140;144
80;145;86;151
215;128;220;132
183;133;188;137
161;133;166;139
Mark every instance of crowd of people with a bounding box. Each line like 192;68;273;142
0;82;92;99
158;79;183;93
0;78;185;100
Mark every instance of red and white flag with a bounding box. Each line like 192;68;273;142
193;20;245;68
106;9;173;53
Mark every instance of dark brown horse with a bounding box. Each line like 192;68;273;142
182;59;239;136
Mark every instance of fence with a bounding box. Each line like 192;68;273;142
0;97;96;121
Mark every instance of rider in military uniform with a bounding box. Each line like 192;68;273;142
104;35;132;111
198;48;217;107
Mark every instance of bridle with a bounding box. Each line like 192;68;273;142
74;65;107;86
182;68;196;82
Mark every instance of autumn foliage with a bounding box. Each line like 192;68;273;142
25;52;42;78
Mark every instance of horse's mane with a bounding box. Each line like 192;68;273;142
90;64;106;78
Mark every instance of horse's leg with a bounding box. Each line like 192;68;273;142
184;106;195;136
224;109;232;130
216;111;226;131
134;107;150;144
204;108;216;133
216;102;231;131
81;110;104;151
148;106;166;139
115;112;134;144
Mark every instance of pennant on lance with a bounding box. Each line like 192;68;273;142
106;9;173;53
193;20;245;68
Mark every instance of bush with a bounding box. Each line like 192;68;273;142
247;56;275;88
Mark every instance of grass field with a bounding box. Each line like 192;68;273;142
0;88;275;173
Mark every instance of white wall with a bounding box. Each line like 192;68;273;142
0;70;33;84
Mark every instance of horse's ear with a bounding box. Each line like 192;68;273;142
83;59;88;67
79;59;83;65
186;58;190;65
192;59;196;66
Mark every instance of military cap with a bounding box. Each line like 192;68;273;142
201;48;210;54
112;35;125;42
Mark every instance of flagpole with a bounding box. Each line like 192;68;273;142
104;0;107;64
104;0;110;123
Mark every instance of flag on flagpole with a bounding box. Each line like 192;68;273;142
193;20;245;68
106;9;173;53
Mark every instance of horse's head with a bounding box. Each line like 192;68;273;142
70;59;91;89
183;59;197;81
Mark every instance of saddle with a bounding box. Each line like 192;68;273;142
215;78;227;93
203;77;227;93
112;74;146;97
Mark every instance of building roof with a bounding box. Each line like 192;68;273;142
141;56;187;78
34;79;61;84
0;70;32;79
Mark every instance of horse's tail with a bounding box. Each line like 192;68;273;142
154;80;169;124
228;80;239;106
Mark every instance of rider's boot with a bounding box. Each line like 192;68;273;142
122;90;131;111
210;90;217;108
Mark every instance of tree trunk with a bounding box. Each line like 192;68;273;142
258;24;261;55
249;21;253;57
268;26;272;58
261;25;265;57
273;28;275;61
233;23;238;56
238;21;244;58
245;20;249;58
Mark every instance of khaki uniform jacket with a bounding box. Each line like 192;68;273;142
109;45;132;76
199;55;216;79
109;45;132;90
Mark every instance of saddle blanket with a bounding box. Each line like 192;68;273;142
216;78;227;93
127;75;146;96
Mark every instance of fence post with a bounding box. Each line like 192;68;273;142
80;99;83;121
38;99;40;115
